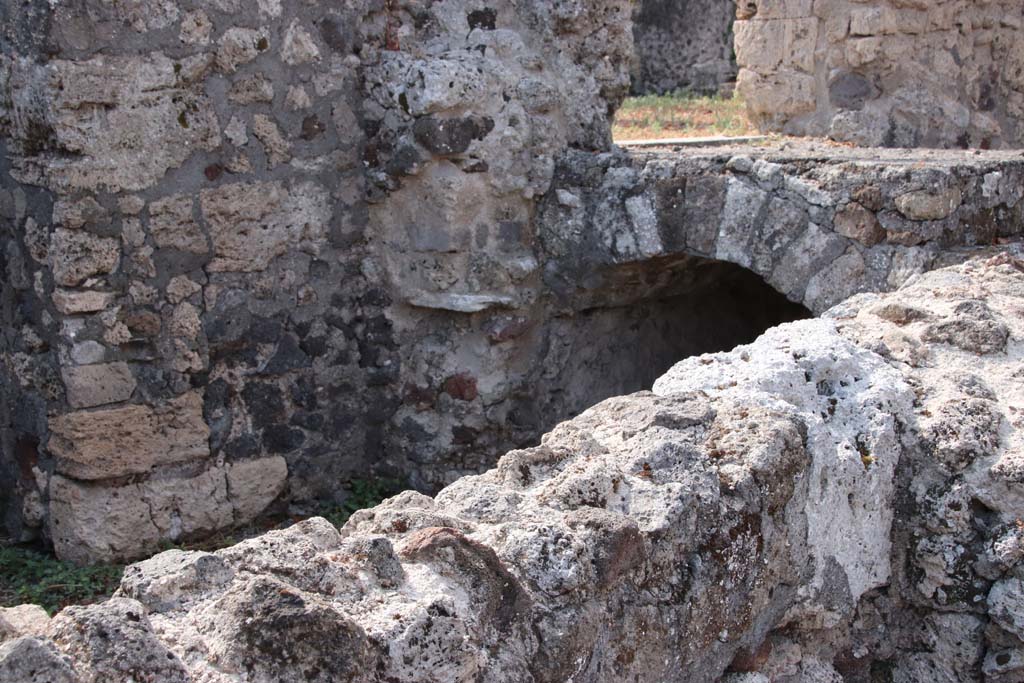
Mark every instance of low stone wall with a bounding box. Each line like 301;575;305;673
631;0;737;95
543;142;1024;313
735;0;1024;148
2;254;1022;682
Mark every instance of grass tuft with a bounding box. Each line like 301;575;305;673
315;477;407;528
613;91;755;141
0;478;406;614
0;546;123;615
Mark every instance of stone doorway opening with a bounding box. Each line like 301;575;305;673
533;256;812;428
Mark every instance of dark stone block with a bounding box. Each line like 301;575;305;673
225;434;260;460
467;8;497;30
242;382;286;424
205;306;252;345
828;71;878;111
452;425;478;444
385;144;423;177
413;115;495;156
442;373;478;401
301;115;325;141
263;425;306;453
262;335;311;375
250;317;283;344
300;335;328;358
290;411;324;430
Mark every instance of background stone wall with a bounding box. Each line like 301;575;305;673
735;0;1024;148
0;0;638;562
631;0;737;95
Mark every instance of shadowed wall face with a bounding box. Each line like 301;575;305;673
631;0;737;95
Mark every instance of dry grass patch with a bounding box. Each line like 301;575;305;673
613;92;756;141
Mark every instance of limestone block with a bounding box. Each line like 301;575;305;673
48;392;209;480
0;638;78;683
216;28;268;73
734;20;785;74
140;468;233;540
50;229;120;286
52;289;116;314
0;605;50;642
49;476;163;564
166;276;201;304
179;10;212;45
52;196;109;230
739;68;817;116
62;362;136;409
895;187;963;221
281;20;320;65
227;74;275;104
148;195;207;254
833;202;885;246
70;340;107;365
227;457;289;524
49;468;232;564
252;114;291;166
846;36;882;67
783;18;820;72
9;53;220;193
201;181;330;272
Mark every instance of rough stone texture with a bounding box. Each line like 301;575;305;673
547;141;1024;313
47;392;208;481
0;605;49;642
7;255;1024;681
735;0;1024;148
2;0;1024;564
632;0;737;95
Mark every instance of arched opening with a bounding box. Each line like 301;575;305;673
531;256;811;427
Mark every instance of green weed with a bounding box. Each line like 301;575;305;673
0;546;123;615
0;478;408;613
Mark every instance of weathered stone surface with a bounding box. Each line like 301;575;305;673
226;456;289;524
4;0;1024;571
200;181;330;272
16;257;1024;681
0;637;78;683
61;362;136;409
51;289;115;315
47;598;188;682
48;392;208;479
216;28;267;73
735;0;1024;148
0;605;50;643
895;187;963;221
148;195;207;254
833;202;885;246
50;229;120;286
632;0;736;95
6;53;221;192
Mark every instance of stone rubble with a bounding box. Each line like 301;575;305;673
1;254;1021;681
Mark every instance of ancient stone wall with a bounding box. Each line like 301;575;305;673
2;254;1023;682
3;0;1024;565
735;0;1024;148
631;0;737;95
0;0;636;562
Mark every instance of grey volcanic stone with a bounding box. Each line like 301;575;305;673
10;256;1024;682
